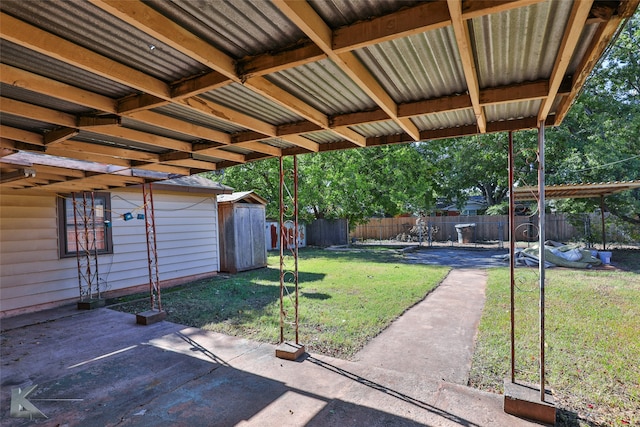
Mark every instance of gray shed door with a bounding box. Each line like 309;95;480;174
234;205;267;270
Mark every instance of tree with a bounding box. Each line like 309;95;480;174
207;144;436;226
543;12;640;225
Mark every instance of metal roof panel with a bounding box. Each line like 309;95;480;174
268;59;377;116
471;0;573;89
355;27;467;103
200;83;304;125
1;0;207;82
152;104;246;134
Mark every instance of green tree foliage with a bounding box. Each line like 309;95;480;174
543;12;640;225
206;13;638;228
208;144;436;225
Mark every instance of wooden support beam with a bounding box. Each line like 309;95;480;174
273;0;420;141
130;161;190;176
0;12;171;99
0;126;44;146
44;128;79;145
43;146;132;167
0;168;37;183
554;0;640;123
159;152;220;170
238;42;326;79
89;0;238;81
88;125;193;152
171;71;230;99
0;64;118;113
117;94;169;114
333;1;451;53
124;110;231;144
178;97;277;137
279;134;320;152
51;140;160;162
232;141;282;157
537;0;593;122
77;116;121;128
0;97;77;128
447;0;486;133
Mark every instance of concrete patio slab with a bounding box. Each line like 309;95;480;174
1;305;544;426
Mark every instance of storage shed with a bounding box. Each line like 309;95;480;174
217;191;268;273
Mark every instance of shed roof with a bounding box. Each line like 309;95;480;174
1;0;638;192
512;180;640;201
217;191;268;205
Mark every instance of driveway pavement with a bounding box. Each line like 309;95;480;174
404;247;509;269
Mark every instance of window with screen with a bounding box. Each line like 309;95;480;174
58;192;113;257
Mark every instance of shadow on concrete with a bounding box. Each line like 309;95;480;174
1;309;480;426
306;356;482;427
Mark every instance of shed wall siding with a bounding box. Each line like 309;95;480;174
1;189;220;315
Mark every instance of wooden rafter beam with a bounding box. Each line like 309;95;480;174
0;167;37;183
88;0;237;81
333;0;544;53
86;125;193;152
171;71;230;99
90;0;353;149
537;0;593;122
0;96;77;128
178;97;277;137
130;161;190;176
117;94;169;114
43;146;132;167
0;126;44;146
447;0;486;133
238;42;326;79
272;0;419;142
50;139;160;162
44;128;79;145
0;64;117;113
554;0;640;124
123;110;231;144
0;12;171;100
159;153;220;170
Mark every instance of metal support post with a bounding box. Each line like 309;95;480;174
537;121;546;401
508;131;516;383
136;182;166;325
277;156;304;360
143;182;161;312
600;195;606;250
73;192;101;306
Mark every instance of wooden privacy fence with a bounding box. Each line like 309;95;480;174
350;214;580;243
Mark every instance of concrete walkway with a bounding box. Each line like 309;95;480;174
354;269;487;385
0;270;544;426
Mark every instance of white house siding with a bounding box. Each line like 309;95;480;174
0;188;220;317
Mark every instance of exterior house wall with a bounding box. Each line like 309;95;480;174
0;188;220;317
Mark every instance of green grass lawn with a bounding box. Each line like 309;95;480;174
469;261;640;427
110;247;449;359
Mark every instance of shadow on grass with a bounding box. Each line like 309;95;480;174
109;266;326;329
300;292;331;300
611;248;640;273
556;408;610;427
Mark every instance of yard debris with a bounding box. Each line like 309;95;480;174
512;241;603;268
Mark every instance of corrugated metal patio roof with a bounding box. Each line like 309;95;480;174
513;180;640;201
1;0;638;192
